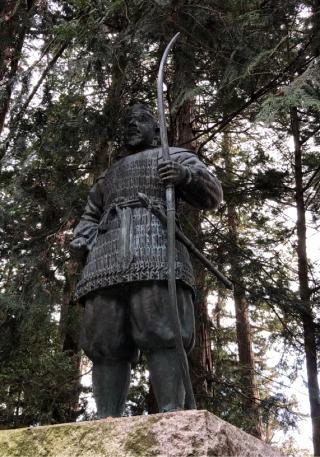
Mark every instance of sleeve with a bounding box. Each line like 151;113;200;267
72;177;104;251
175;151;223;210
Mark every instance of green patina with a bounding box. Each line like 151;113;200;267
124;416;160;457
0;416;164;457
0;422;116;457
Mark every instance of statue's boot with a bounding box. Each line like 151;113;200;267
92;360;131;418
147;348;185;412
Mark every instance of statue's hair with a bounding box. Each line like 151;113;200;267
126;103;157;124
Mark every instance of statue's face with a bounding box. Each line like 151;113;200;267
124;107;156;150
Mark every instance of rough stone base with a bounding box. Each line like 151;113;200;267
0;410;282;457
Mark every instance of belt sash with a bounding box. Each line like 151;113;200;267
97;197;165;268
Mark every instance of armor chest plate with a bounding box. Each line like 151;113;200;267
103;150;166;208
74;148;194;301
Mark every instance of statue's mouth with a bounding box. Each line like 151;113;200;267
127;128;140;136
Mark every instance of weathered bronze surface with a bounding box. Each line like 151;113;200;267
70;103;223;418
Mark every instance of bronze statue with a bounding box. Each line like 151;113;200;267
70;103;223;417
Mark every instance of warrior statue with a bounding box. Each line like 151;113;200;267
70;103;223;417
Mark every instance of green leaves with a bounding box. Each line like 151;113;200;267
259;60;320;122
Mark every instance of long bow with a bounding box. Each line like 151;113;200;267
157;32;196;410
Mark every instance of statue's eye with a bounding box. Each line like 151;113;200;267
141;115;153;124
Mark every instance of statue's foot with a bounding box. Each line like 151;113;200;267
159;405;184;414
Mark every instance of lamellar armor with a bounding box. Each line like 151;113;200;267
73;147;223;302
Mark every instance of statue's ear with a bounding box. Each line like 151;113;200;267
153;126;161;146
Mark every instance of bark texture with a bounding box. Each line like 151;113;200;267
0;1;35;135
58;259;83;423
290;107;320;457
171;66;214;406
222;132;263;439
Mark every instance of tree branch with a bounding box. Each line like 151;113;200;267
13;41;69;123
190;41;315;153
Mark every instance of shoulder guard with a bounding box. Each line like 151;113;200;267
158;146;196;160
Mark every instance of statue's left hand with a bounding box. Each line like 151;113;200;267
70;237;88;258
158;160;189;185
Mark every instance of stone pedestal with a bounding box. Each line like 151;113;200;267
0;410;282;456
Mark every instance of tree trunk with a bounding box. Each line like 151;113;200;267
171;46;214;405
188;243;214;407
0;1;34;136
94;44;128;173
223;132;263;439
58;259;83;423
290;107;320;457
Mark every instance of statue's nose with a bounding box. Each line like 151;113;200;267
128;118;138;127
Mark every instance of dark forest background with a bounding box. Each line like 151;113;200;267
1;1;320;455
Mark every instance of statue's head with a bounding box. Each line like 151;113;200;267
123;103;159;150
